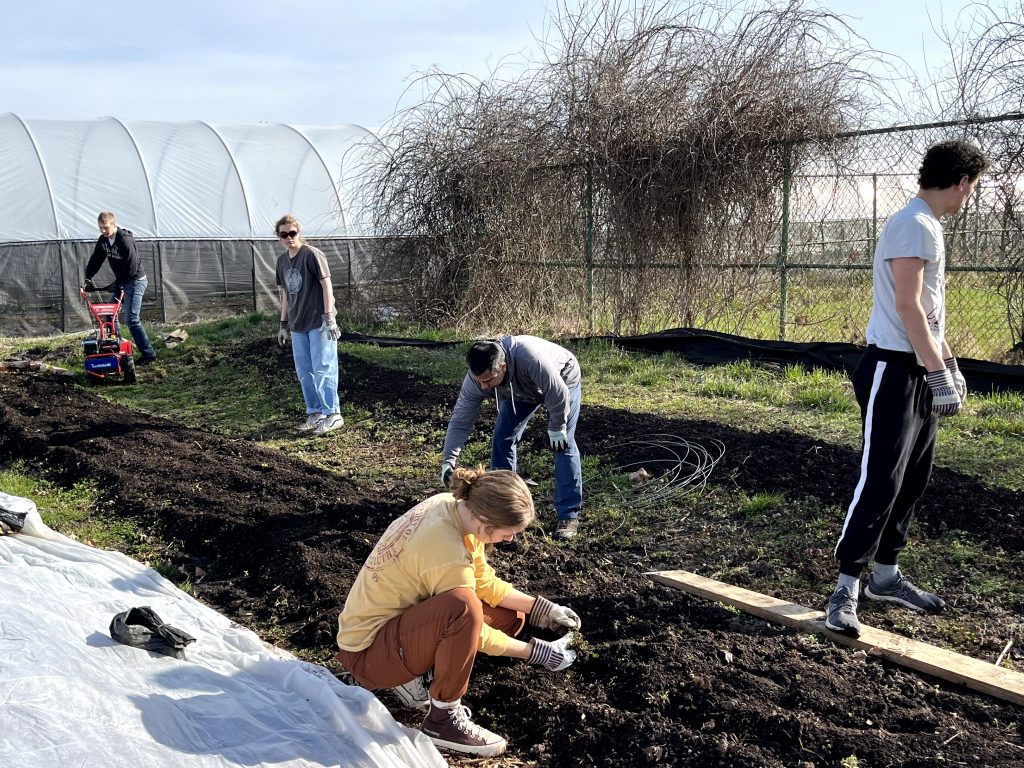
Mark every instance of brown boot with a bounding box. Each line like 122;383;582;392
421;702;507;757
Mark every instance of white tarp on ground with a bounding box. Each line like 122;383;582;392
0;491;447;768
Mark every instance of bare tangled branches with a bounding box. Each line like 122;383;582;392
362;0;879;334
938;1;1024;353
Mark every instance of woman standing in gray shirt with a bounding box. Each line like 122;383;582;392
274;214;344;435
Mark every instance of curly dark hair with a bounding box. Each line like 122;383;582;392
466;340;505;375
918;140;990;189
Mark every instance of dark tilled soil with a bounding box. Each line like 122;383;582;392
1;358;1022;768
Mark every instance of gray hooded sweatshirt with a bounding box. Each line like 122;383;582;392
442;335;581;464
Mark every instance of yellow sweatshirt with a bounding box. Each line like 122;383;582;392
336;493;515;655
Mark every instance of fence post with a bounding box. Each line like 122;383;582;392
347;240;354;314
585;160;595;333
778;143;792;341
973;183;981;264
158;241;167;323
58;241;67;332
871;172;878;257
219;240;227;298
251;240;258;314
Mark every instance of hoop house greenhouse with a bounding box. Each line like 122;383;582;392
0;113;382;335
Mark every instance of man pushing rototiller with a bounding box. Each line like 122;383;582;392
82;211;158;370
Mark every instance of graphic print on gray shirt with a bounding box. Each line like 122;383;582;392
275;245;331;333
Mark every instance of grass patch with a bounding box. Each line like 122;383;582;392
0;461;155;557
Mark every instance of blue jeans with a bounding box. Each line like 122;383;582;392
291;325;340;415
114;277;155;359
490;383;582;520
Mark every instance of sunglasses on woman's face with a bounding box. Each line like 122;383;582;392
278;230;298;239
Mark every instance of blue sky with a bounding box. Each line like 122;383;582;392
5;0;979;128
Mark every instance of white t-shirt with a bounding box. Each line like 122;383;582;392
865;197;946;353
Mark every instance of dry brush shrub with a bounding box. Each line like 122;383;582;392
364;0;878;334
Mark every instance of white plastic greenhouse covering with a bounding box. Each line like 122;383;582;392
0;114;388;335
0;490;447;768
0;113;379;241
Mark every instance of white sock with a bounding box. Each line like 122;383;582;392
431;697;459;710
837;574;860;595
873;563;900;585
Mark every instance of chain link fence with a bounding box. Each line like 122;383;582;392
776;116;1024;363
0;238;383;338
471;114;1024;363
3;117;1023;363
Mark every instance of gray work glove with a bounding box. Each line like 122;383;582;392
277;321;290;347
322;313;340;342
944;357;967;401
441;461;455;489
926;368;961;416
527;633;577;671
529;595;582;631
548;428;569;452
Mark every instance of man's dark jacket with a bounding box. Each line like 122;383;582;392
85;228;145;287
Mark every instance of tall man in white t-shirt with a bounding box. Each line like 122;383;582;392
825;140;989;637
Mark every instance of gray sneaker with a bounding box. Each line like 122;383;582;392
421;703;507;757
865;573;945;613
391;674;430;711
555;518;579;539
824;586;861;637
298;414;324;432
315;413;344;435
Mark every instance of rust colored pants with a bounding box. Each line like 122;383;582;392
336;587;525;703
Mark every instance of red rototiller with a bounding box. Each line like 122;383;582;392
80;285;136;384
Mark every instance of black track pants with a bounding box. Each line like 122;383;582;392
834;345;938;577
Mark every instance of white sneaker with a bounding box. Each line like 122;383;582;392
391;674;430;711
315;413;344;435
298;414;324;432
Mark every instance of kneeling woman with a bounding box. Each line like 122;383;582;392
336;467;581;757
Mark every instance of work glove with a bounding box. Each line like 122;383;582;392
527;633;577;671
529;595;582;631
322;313;340;342
925;368;961;416
944;357;967;401
277;321;290;347
441;461;455;489
82;278;96;292
548;428;569;452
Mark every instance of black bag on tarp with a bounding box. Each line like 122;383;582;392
0;506;27;534
110;606;196;659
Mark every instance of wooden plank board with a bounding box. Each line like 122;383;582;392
648;569;1024;708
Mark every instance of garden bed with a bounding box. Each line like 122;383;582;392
0;345;1021;767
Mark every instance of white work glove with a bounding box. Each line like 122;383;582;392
441;461;455;489
925;369;961;416
548;428;569;452
527;633;577;671
277;321;290;347
529;595;582;631
944;357;967;401
322;313;340;342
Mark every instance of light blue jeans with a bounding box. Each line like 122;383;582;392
113;277;155;359
291;326;340;416
490;383;582;520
